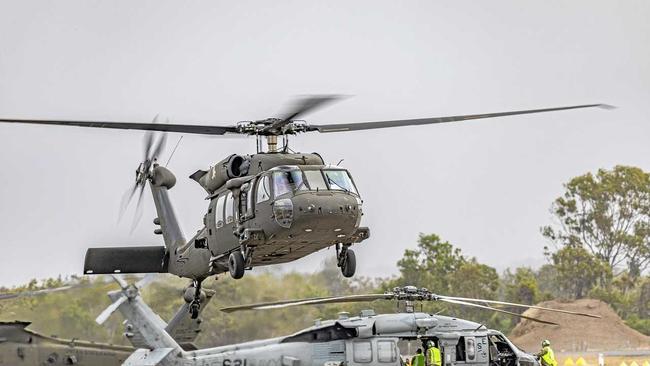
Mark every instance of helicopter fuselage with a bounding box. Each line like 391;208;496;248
169;152;370;280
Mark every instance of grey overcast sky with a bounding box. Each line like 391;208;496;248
0;1;649;287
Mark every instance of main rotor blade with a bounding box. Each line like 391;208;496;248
440;298;559;326
95;295;128;325
0;118;239;135
439;295;601;319
221;293;388;313
264;95;343;133
308;104;613;133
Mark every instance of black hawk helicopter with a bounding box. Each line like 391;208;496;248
0;97;610;318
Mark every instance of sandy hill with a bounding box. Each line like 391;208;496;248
509;299;650;352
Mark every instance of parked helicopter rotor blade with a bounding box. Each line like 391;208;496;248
440;298;559;326
439;295;601;319
308;104;614;133
95;295;128;325
134;273;157;289
0;285;74;301
0;118;239;135
111;274;130;290
220;293;389;313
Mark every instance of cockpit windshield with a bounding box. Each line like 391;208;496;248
272;170;307;198
323;169;358;194
271;168;359;197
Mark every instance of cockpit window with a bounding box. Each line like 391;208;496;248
256;176;270;203
303;170;328;191
323;169;358;194
272;170;307;198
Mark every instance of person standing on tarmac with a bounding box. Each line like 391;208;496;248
412;348;426;366
535;340;558;366
426;340;442;366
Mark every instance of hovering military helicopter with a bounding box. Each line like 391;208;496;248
0;97;611;318
96;279;600;366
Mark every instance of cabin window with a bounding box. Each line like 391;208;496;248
256;175;270;203
215;195;225;228
323;169;358;194
303;170;328;191
353;341;373;363
225;192;234;224
273;170;307;198
377;341;397;363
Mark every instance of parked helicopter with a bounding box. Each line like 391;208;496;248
96;278;600;366
0;97;611;318
0;276;215;366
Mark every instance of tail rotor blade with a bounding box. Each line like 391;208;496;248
151;132;167;161
118;184;138;223
130;184;146;233
95;295;128;325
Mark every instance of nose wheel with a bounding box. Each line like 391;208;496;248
336;244;356;278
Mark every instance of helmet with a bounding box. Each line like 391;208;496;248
542;340;550;347
428;341;435;347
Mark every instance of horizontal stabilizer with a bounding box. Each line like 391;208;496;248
189;169;208;183
84;246;168;274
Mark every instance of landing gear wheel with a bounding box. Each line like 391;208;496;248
229;251;245;279
341;249;356;278
189;301;200;319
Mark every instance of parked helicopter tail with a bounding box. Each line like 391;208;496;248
95;275;184;365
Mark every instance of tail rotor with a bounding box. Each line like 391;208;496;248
118;116;167;231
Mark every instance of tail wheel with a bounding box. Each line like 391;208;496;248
229;251;245;279
341;249;356;278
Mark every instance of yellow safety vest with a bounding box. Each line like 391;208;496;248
541;346;557;366
427;347;441;366
412;354;426;366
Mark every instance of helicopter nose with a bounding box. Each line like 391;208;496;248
290;192;362;234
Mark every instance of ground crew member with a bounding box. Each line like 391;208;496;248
426;340;442;366
535;340;557;366
412;348;426;366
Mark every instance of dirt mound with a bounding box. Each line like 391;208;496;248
509;299;650;352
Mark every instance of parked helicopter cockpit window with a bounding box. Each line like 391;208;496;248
256;175;271;203
323;169;358;194
353;341;373;363
216;195;226;228
303;170;328;191
272;170;307;198
225;192;234;224
377;340;398;363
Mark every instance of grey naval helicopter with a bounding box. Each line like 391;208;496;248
95;278;600;366
0;276;216;366
0;97;611;318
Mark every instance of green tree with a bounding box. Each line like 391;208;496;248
503;267;540;305
541;165;650;278
395;233;466;292
549;245;611;299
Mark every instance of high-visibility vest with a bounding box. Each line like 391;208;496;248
412;354;426;366
427;347;442;366
541;346;557;366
